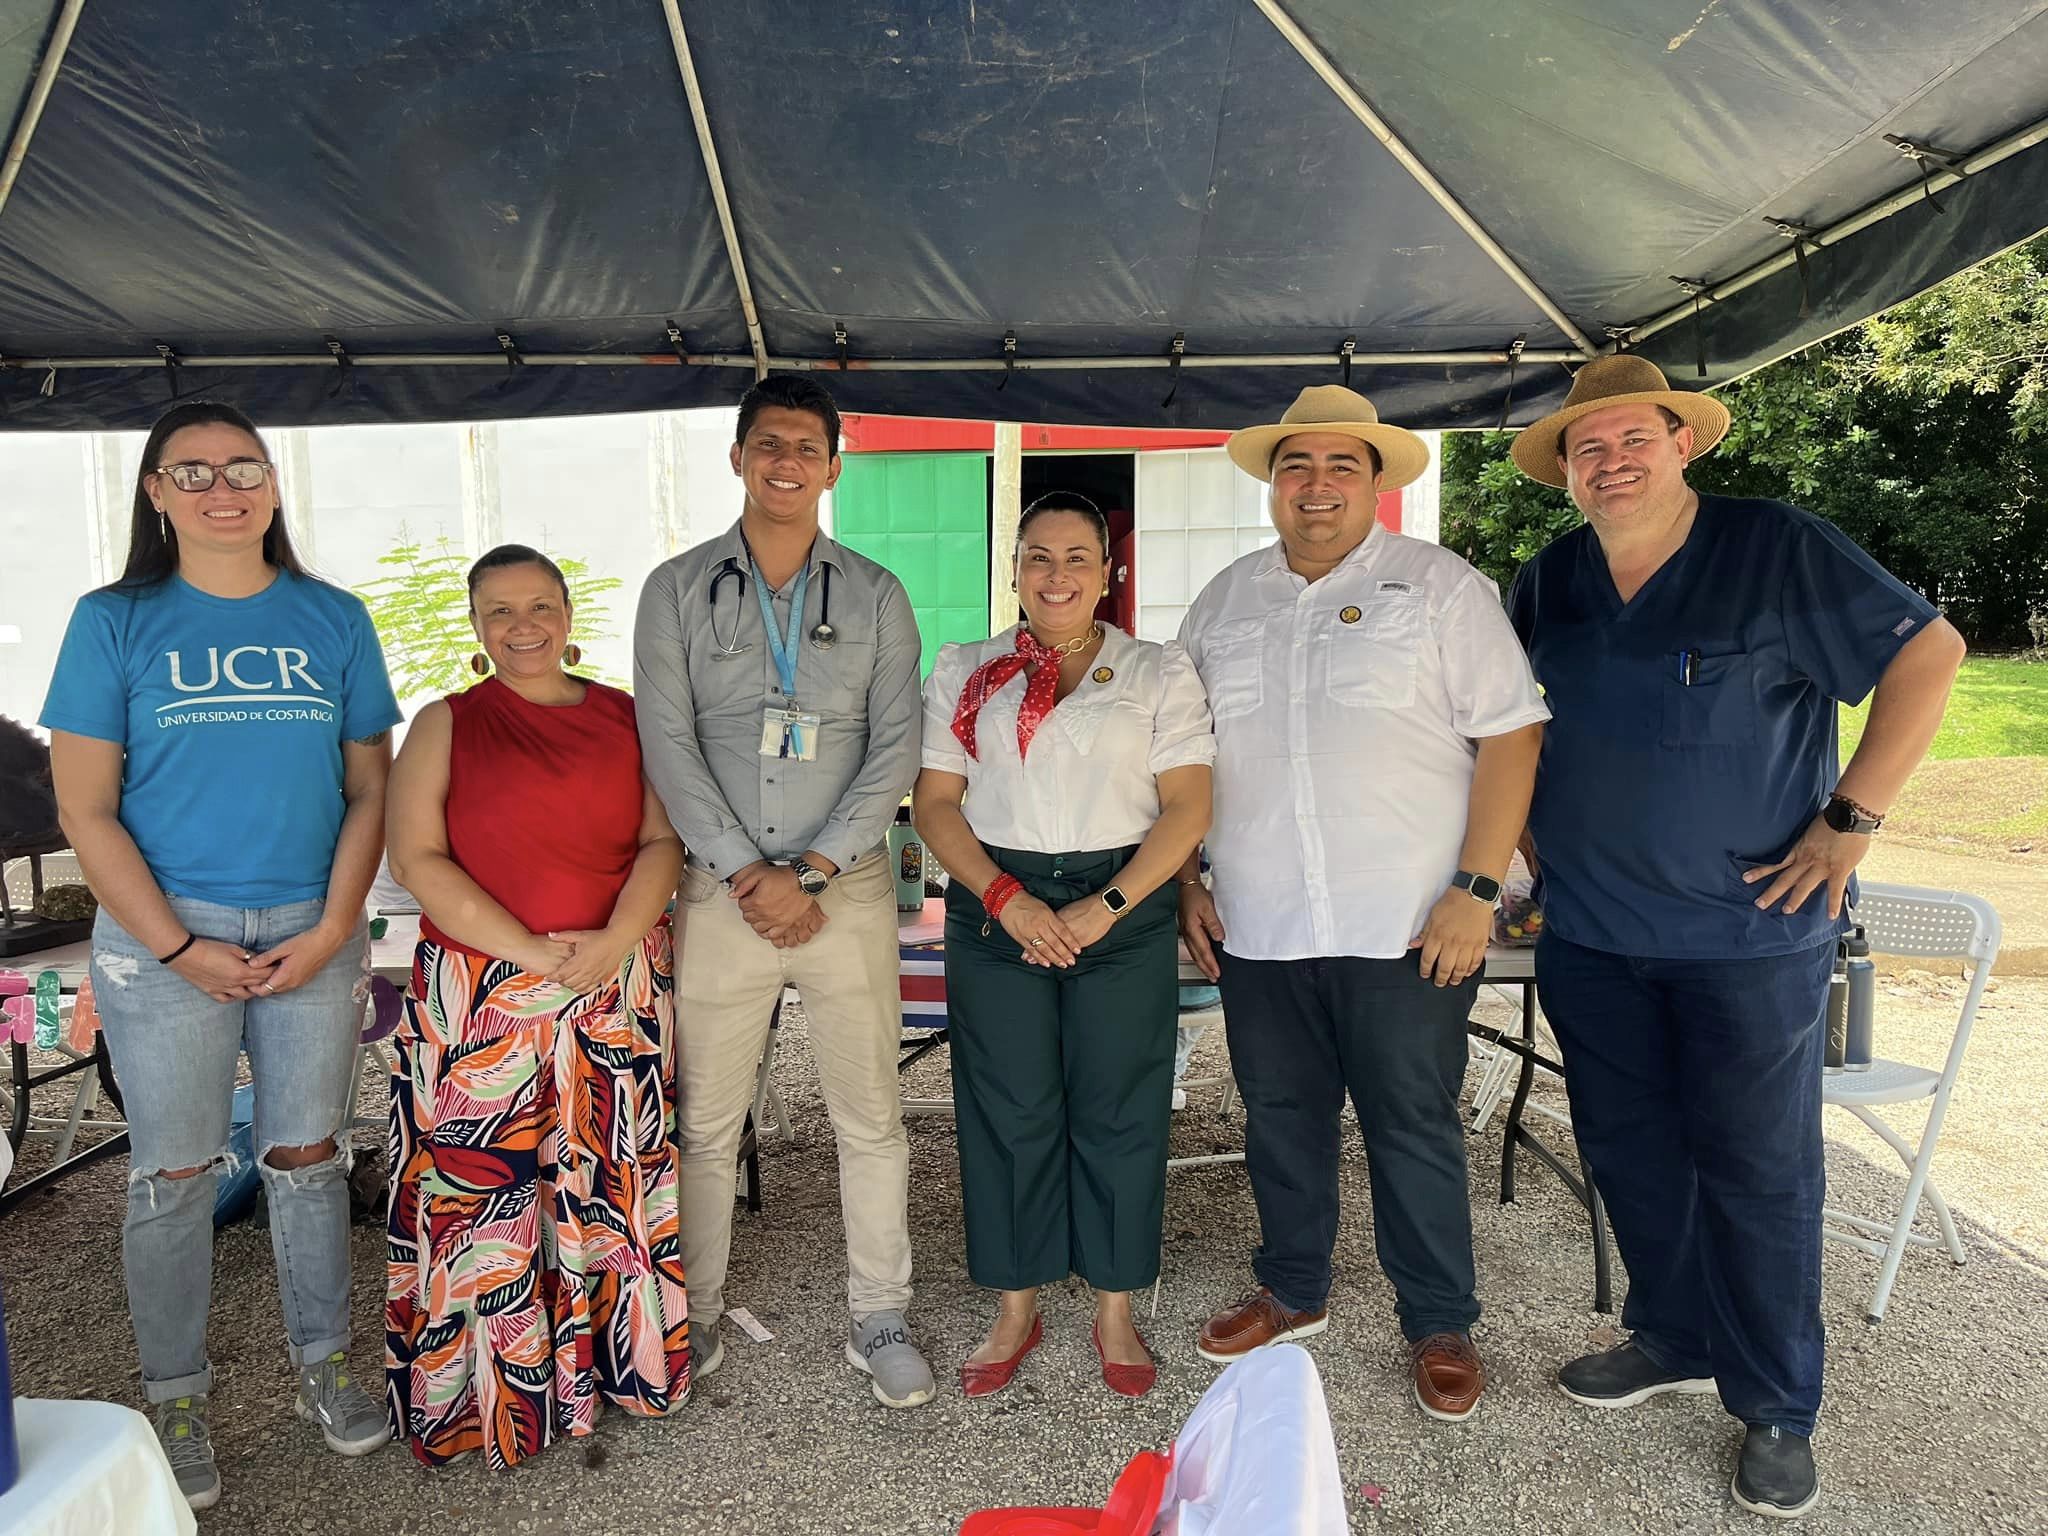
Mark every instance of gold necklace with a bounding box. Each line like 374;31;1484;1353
1036;624;1101;660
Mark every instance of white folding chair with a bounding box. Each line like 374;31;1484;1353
1825;881;2001;1323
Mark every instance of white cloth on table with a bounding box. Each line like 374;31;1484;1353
1178;524;1549;961
1157;1343;1347;1536
920;622;1214;852
0;1399;195;1536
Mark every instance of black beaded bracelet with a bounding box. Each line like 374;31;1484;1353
157;934;196;966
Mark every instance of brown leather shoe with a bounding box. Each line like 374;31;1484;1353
1411;1332;1484;1421
1196;1287;1329;1363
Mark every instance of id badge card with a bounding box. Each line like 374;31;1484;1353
759;704;821;761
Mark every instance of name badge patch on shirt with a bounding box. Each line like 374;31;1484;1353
1375;580;1416;595
760;704;820;760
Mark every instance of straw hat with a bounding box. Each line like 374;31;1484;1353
1225;385;1431;490
1509;355;1731;488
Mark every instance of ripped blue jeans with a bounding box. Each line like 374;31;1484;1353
92;895;366;1403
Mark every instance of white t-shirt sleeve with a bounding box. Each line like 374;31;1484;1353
918;645;972;775
1438;571;1552;739
1148;641;1218;775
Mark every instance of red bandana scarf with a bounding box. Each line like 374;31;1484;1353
951;628;1070;761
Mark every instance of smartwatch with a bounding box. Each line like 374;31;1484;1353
791;857;831;897
1451;870;1502;904
1100;885;1131;918
1821;793;1883;836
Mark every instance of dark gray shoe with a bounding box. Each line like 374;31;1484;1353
1558;1341;1716;1408
692;1323;724;1382
1733;1425;1819;1519
153;1395;221;1511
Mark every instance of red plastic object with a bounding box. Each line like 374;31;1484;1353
959;1449;1172;1536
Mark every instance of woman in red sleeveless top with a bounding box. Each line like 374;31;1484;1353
382;545;688;1467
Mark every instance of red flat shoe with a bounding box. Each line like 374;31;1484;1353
1093;1321;1157;1398
961;1313;1044;1398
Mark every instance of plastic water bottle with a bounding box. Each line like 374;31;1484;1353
1824;940;1848;1074
32;970;61;1051
0;1276;19;1496
1844;926;1875;1072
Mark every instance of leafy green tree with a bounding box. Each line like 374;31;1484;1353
354;539;625;701
1438;429;1580;593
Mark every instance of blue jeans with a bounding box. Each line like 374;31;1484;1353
92;896;366;1403
1217;950;1481;1341
1535;930;1834;1435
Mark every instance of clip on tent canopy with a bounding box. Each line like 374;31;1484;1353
1;0;2046;432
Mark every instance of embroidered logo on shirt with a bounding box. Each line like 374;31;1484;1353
1892;617;1918;637
1338;606;1363;624
1375;580;1416;595
1092;666;1114;683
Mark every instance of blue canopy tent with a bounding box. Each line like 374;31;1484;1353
1;0;2046;432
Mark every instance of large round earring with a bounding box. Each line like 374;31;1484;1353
562;643;583;668
469;652;491;677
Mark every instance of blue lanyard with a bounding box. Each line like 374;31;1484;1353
749;553;811;700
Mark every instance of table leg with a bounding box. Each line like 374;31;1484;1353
1583;1149;1614;1314
1499;982;1537;1204
7;1040;28;1151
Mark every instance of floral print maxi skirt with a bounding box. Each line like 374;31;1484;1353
385;919;688;1466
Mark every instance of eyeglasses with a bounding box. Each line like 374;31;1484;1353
154;460;273;492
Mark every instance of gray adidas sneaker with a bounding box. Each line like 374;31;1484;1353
295;1350;392;1455
846;1309;936;1409
154;1395;221;1511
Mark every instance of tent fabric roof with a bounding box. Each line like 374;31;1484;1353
2;0;2045;432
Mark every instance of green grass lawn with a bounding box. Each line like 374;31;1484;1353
1838;655;2048;852
1838;655;2048;760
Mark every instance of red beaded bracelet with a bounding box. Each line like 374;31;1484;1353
982;872;1024;919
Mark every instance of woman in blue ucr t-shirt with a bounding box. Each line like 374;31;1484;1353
40;401;402;1511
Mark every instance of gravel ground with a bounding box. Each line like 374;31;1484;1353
4;968;2046;1534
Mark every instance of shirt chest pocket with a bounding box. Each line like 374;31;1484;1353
803;636;874;716
1660;650;1758;747
1327;597;1421;709
1199;618;1266;722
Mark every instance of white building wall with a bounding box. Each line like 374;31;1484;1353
0;407;745;726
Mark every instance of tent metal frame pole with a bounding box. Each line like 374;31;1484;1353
657;0;769;380
1619;109;2048;351
3;347;1583;372
0;0;88;229
1249;0;1596;358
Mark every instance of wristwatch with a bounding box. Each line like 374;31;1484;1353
790;857;831;897
1821;793;1884;835
1100;885;1131;918
1451;870;1502;904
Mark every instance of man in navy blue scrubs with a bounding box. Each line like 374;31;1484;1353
1505;356;1966;1520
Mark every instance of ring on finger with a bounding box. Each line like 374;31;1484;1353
1030;937;1045;947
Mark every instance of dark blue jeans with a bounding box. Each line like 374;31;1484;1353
1536;931;1835;1435
1218;950;1480;1341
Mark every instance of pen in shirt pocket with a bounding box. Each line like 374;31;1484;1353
1677;648;1699;686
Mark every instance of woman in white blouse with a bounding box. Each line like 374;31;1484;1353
913;493;1214;1400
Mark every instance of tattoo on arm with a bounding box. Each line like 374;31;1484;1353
351;730;391;747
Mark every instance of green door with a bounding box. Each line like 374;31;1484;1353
831;452;989;676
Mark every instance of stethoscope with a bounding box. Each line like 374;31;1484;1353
708;555;836;658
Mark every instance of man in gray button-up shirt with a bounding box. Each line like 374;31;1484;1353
633;375;935;1408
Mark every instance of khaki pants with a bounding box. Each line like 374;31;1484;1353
674;852;912;1327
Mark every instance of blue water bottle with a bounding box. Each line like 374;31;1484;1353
0;1275;21;1496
